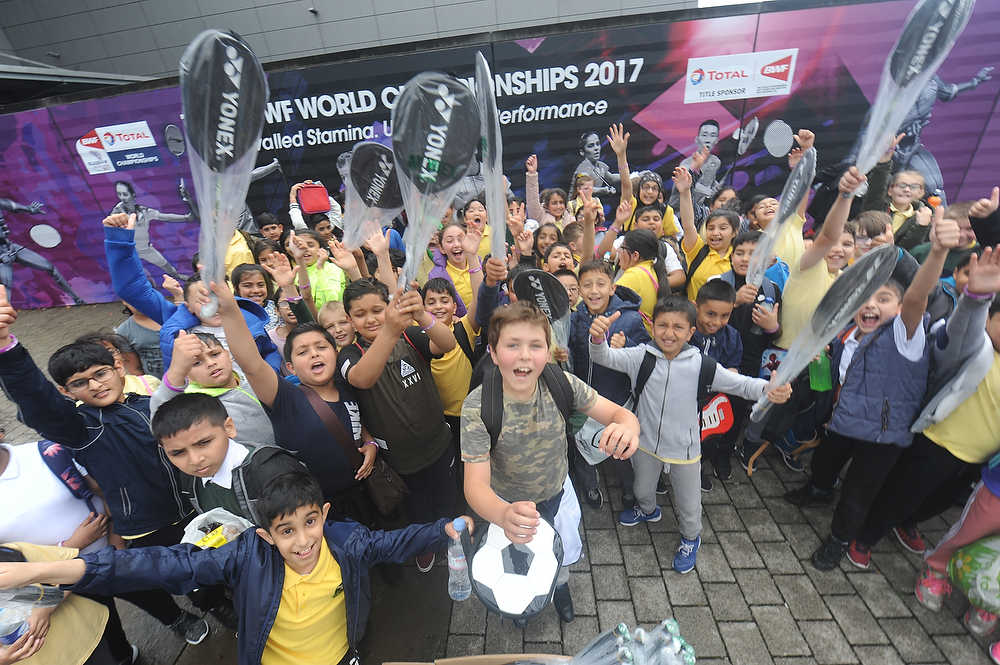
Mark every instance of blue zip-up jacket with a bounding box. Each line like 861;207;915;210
104;226;281;373
0;342;190;536
70;518;453;665
569;286;650;405
691;324;743;370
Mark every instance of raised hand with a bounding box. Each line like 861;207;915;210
969;187;1000;219
788;147;804;169
766;381;793;404
929;206;961;251
386;285;420;332
289;180;312;204
525;154;538;174
102;212;135;229
609;331;627;348
0;285;17;343
208;280;240;315
608;123;630;156
171;330;205;377
838;166;866;194
261;251;299;290
462;227;483;257
793;128;815;152
672;166;693;194
330;241;359;272
365;228;390;256
613;199;632;228
915;205;932;227
966;246;1000;296
589;310;621;343
161;274;183;302
484;256;508;287
514;229;534;255
28;201;44;215
879;133;906;164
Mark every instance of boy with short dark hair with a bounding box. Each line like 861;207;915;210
590;296;791;573
257;212;283;242
0;470;473;665
463;301;641;626
692;279;742;369
152;393;302;525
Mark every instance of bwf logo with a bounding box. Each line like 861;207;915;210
761;55;792;82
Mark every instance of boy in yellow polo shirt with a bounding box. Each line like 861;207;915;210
0;470;473;665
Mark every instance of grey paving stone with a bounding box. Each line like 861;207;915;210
799;505;836;534
748;467;789;497
674;606;727;658
852;646;904;665
665;569;708;606
484;611;524;654
803;562;856;595
645;503;680;533
622;545;661;577
704;503;744;531
798;621;859;664
773;659;819;665
705;583;752;621
780;523;824;560
586;529;624;564
596;600;636;633
700;513;719;544
738;508;786;541
698;542;738;582
524;606;561;643
701;477;733;505
751;605;811;656
824;595;889;645
719;532;765;569
582;503;616;530
878;618;945;662
450;597;488;634
446;634;485;657
776;575;833;620
872;551;919;594
650;532;679;569
592;565;631;600
718;621;772;665
735;569;784;605
903;596;967;636
615;520;653;545
726;482;765;508
757;541;805;574
568;571;597;617
764;496;808;524
847;573;912;618
933;634;993;665
628;576;671;624
561;616;600;656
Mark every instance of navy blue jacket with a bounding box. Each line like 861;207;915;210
0;343;190;536
569;286;650;405
70;518;452;665
691;324;743;370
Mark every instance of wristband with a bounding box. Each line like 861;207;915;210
162;373;188;393
363;440;378;448
285;295;303;303
421;318;436;332
468;265;483;274
0;335;18;354
964;285;996;301
763;325;779;334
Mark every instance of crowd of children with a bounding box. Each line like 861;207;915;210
1;122;1000;664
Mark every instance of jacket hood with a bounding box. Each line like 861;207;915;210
607;286;642;312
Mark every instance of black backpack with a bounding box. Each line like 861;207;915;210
631;350;719;431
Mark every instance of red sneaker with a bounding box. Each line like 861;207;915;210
894;526;926;554
847;540;871;570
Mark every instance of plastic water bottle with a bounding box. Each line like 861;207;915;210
448;518;471;601
0;608;28;646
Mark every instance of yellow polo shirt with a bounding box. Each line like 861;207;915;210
684;235;732;302
263;539;349;665
924;352;1000;464
225;231;255;279
445;261;475;313
616;259;660;336
431;316;478;416
772;213;807;268
775;259;839;349
890;203;916;233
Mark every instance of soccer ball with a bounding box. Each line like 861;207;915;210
470;518;564;619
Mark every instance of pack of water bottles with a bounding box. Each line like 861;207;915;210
568;621;696;665
0;585;65;646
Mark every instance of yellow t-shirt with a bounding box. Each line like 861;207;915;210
477;224;493;259
683;235;732;302
2;543;108;665
445;261;475;313
123;373;161;396
890;203;916;233
432;316;478;417
225;231;255;279
775;258;839;349
623;196;679;237
772;213;807;269
616;260;660;336
264;539;349;665
923;351;1000;463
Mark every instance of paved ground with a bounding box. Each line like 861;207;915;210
6;303;994;664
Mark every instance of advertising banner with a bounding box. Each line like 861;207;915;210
0;0;997;309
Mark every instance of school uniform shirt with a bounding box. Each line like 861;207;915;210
461;372;597;504
771;213;807;269
445;261;475;315
225;231;255;279
684;235;733;302
622;196;679;237
1;543;109;665
616;259;661;336
923;351;1000;464
265;373;361;499
264;539;349;665
193;440;250;518
432;316;478;417
775;259;839;350
338;329;452;475
890;203;916;233
123;373;160;396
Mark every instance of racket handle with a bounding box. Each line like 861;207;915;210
200;295;219;319
750;397;773;422
844;181;869;199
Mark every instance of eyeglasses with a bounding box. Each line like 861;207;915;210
65;367;116;393
277;301;291;310
894;182;923;192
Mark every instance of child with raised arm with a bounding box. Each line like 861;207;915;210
0;470;474;665
784;208;962;571
463;301;641;626
590;296;791;573
675;166;738;301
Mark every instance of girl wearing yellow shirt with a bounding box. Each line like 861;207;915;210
615;229;671;335
676;166;737;301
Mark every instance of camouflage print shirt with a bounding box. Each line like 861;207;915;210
461;371;598;504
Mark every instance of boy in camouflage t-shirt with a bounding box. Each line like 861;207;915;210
461;302;641;626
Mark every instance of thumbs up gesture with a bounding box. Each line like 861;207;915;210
589;310;621;344
0;285;17;347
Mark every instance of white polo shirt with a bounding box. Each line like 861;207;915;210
0;443;107;554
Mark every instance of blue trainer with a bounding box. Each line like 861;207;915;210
673;535;701;574
618;505;661;526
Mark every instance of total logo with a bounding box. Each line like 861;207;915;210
74;120;162;175
690;68;705;85
760;55;793;82
704;69;749;81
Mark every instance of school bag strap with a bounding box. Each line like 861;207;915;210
685;245;712;290
631;350;718;411
480;362;575;453
720;270;776;301
298;384;365;469
38;439;98;514
453;322;478;365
